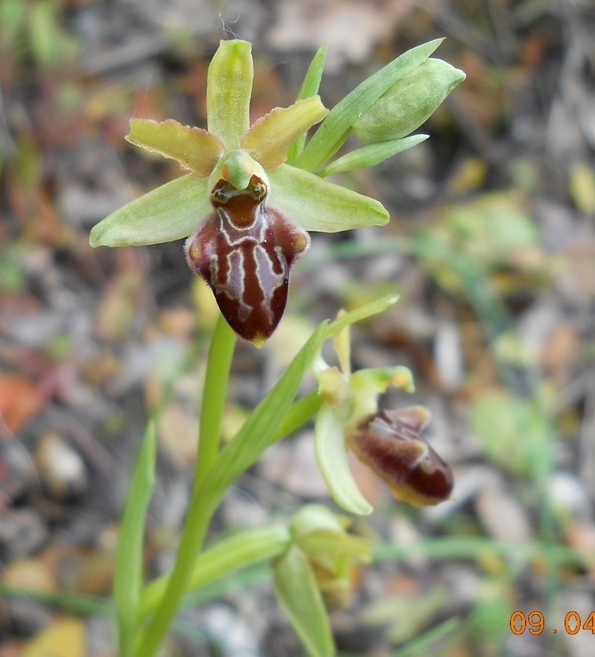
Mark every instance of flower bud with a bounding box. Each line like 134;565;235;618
288;505;372;610
352;58;466;144
348;405;453;506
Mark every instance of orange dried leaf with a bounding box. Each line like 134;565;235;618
0;375;46;434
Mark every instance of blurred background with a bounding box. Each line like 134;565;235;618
1;0;595;655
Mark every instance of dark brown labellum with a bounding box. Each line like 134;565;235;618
185;175;309;344
348;406;453;506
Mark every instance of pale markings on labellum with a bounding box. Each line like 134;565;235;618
184;175;309;342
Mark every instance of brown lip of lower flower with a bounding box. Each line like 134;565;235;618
347;406;454;507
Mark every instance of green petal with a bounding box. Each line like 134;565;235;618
268;164;389;232
207;40;253;149
318;134;428;177
241;97;328;169
296;38;443;171
126;119;223;177
315;406;372;515
90;174;210;247
349;366;415;425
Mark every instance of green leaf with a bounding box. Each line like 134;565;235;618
114;422;157;657
272;545;335;657
241;97;328;169
296;39;443;172
274;392;324;441
207;40;253;149
315;406;373;515
318;134;428;177
296;45;328;102
268;163;389;232
140;526;291;619
396;617;462;657
90;174;210;247
325;294;399;338
287;44;328;165
126;119;224;177
201;322;327;497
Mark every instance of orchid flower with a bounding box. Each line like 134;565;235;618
314;319;453;514
90;39;465;345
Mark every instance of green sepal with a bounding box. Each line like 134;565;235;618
207;40;253;149
315;405;373;515
126;119;224;177
272;544;335;657
140;526;291;619
114;421;157;656
318;134;428;177
287;44;328;165
268;163;389;232
241;96;328;169
90;174;210;247
296;39;444;172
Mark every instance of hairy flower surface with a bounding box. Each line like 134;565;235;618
349;406;454;507
185;173;310;343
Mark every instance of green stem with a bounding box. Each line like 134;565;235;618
135;314;235;657
135;486;214;656
196;314;236;483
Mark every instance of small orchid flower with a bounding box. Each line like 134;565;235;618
314;320;453;514
90;39;465;345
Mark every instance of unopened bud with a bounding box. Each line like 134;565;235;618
353;59;465;144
